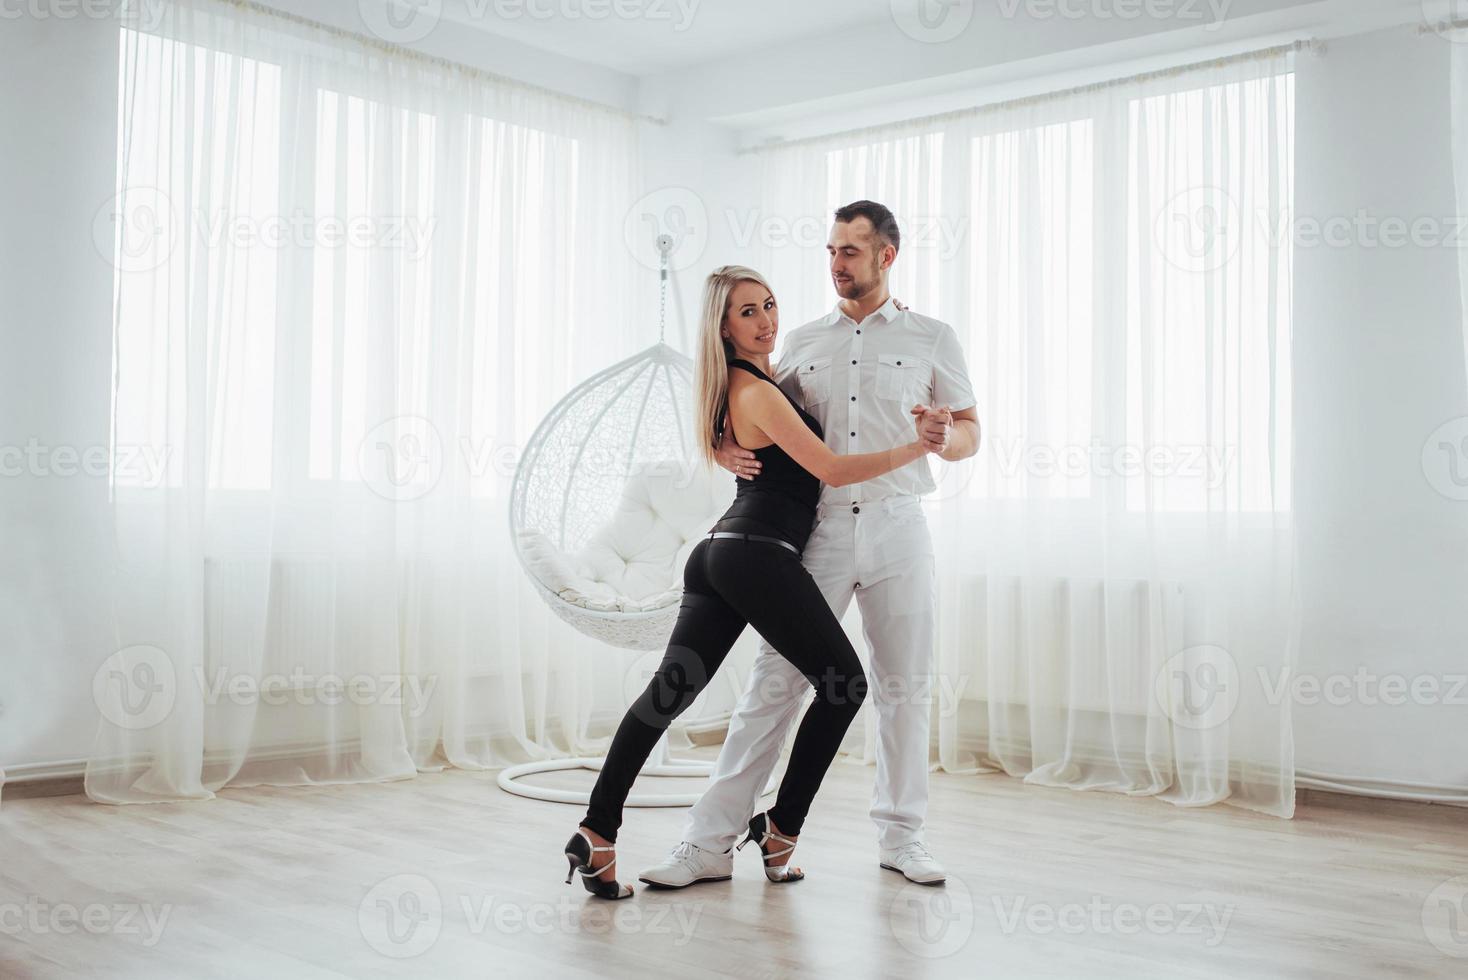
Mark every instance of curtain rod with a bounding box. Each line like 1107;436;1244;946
743;38;1319;156
1419;17;1468;34
177;0;666;125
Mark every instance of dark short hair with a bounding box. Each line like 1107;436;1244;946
833;200;900;253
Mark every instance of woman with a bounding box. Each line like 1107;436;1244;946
563;266;936;899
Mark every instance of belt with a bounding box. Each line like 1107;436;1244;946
705;531;800;555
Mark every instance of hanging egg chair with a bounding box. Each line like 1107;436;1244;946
500;236;774;806
507;238;730;651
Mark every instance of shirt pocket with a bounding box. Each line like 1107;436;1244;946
876;353;928;402
795;356;833;406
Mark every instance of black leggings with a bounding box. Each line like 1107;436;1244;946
581;535;868;843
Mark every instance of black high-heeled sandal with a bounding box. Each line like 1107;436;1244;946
563;830;633;900
736;812;804;883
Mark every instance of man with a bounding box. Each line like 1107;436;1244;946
640;200;980;887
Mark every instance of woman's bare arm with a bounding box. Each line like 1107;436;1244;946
730;382;929;488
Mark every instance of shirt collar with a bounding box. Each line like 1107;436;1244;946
823;295;903;327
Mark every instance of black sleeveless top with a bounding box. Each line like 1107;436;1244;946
711;358;824;551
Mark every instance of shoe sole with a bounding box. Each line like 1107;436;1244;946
879;862;946;885
637;873;732;889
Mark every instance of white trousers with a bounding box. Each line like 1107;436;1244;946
684;494;937;852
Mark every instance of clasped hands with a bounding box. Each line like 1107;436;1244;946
912;403;953;455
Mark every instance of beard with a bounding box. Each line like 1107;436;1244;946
834;258;881;299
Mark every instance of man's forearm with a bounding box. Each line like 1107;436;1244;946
939;419;979;462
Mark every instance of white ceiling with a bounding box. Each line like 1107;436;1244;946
433;0;902;76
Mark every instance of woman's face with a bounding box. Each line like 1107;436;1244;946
721;280;778;359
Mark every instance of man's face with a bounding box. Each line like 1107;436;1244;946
827;217;891;300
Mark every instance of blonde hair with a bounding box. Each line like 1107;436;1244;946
695;265;775;468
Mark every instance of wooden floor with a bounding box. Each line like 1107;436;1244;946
2;751;1464;979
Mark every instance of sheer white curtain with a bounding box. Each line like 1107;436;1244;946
89;0;644;802
757;51;1298;816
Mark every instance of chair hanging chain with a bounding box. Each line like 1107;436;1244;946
656;234;673;346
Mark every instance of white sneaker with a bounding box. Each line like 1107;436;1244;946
637;841;734;888
879;841;946;885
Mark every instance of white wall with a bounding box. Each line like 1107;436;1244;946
0;15;123;772
1292;27;1468;790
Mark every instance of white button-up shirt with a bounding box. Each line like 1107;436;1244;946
772;296;977;508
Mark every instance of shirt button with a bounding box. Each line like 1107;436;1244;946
856;329;861;335
851;359;857;365
852;505;861;514
854;581;862;589
851;396;856;401
850;432;855;437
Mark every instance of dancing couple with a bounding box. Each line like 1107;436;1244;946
563;200;979;899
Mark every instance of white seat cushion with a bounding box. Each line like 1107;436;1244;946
521;461;732;613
